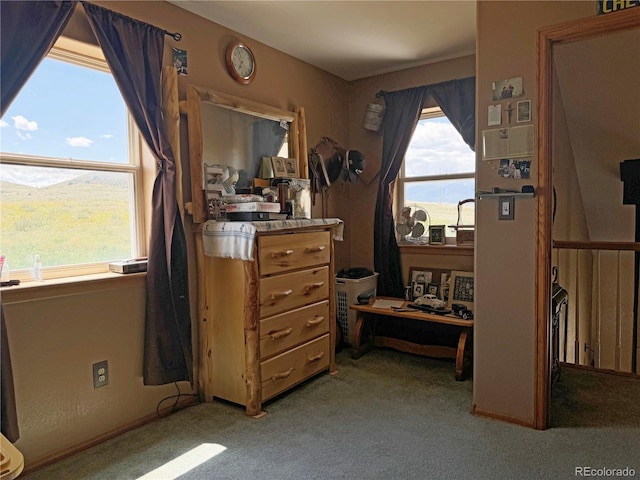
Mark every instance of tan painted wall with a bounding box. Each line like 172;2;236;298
2;278;183;465
3;0;352;468
474;0;595;424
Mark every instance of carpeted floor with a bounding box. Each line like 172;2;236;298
551;365;640;428
22;349;640;480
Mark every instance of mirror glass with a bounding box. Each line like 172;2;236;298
187;85;300;223
201;102;289;189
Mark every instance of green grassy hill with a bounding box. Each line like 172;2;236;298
1;174;132;270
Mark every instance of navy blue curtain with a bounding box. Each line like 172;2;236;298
0;0;77;117
427;77;476;151
83;2;192;385
374;87;427;297
0;0;78;443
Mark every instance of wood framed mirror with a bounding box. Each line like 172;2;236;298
186;85;303;223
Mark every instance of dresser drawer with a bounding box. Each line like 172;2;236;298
259;266;329;318
260;300;329;359
258;231;331;276
260;334;330;401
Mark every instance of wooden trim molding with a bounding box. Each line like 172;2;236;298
535;7;640;431
471;405;535;428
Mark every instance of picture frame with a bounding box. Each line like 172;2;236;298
492;76;524;101
429;225;446;245
517;100;531;123
283;158;299;178
408;267;450;302
439;272;451;303
498;159;531;179
448;270;474;311
271;157;288;177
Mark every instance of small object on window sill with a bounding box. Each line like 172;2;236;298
108;259;148;274
1;279;21;287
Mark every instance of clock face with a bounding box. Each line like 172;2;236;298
226;43;256;84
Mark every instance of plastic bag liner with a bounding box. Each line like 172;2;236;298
336;267;375;279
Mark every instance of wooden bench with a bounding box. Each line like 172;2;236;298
349;297;473;380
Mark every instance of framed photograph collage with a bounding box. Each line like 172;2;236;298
407;267;474;312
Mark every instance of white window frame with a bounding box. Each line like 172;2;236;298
396;107;475;244
0;42;146;281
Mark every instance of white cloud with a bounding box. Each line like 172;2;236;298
65;136;93;147
12;115;38;131
16;131;33;140
0;120;8;128
100;134;113;139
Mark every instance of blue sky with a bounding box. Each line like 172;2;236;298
1;57;127;166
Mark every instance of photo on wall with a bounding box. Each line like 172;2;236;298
497;158;531;179
492;76;524;100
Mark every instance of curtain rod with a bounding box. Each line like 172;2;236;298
164;30;182;42
81;2;182;42
376;77;475;99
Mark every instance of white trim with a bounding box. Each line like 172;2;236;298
0;42;146;278
396;107;476;242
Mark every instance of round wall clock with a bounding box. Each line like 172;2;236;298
225;42;256;84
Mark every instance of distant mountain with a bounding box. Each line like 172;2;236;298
0;164;127;188
63;172;128;187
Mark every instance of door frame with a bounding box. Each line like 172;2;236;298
535;7;640;429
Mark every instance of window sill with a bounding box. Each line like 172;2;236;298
399;244;474;256
0;272;146;304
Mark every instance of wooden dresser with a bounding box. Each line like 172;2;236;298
200;222;339;416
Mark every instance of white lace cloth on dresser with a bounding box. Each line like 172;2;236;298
202;218;344;261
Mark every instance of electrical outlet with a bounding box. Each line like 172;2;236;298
93;360;108;388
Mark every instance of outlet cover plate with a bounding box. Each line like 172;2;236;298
93;360;108;388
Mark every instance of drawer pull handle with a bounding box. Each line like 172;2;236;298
305;316;324;327
271;367;294;381
270;327;293;341
305;245;326;253
306;352;325;363
270;289;293;300
271;249;294;258
304;282;324;293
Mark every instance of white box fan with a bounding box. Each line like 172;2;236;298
395;205;430;245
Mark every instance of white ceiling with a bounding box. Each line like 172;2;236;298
167;1;477;81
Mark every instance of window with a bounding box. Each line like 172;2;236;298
397;107;475;244
0;41;145;280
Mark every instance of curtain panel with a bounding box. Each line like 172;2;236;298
82;2;193;386
0;0;79;443
374;77;476;297
374;87;427;297
0;2;194;440
0;0;77;117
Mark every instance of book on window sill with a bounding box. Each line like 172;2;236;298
223;202;281;213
